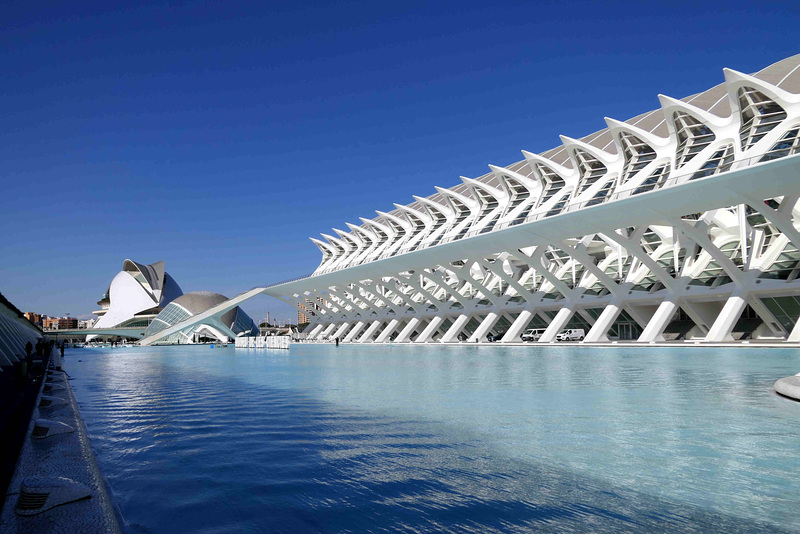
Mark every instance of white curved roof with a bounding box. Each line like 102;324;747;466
309;53;800;274
93;259;183;329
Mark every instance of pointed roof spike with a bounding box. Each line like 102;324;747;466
723;67;798;104
657;94;728;128
488;164;540;193
413;194;449;212
346;222;372;237
604;116;670;147
360;216;391;231
722;67;748;84
320;233;346;249
657;94;682;108
487;164;510;175
310;237;333;250
559;134;617;164
461;175;505;198
558;134;576;146
377;209;413;230
521;150;575;181
434;185;479;208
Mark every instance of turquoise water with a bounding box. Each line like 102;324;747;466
67;344;800;532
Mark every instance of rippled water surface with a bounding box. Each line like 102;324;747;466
67;344;800;533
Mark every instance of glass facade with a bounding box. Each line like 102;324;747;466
144;303;192;338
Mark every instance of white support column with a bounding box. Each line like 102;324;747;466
401;274;445;312
394;317;421;343
625;304;657;333
539;306;574;343
638;299;679;342
468;312;499;342
741;193;800;249
679;301;716;335
318;323;337;339
454;267;500;307
374;319;400;343
357;320;383;343
416;316;444;343
584;303;621;342
307;324;324;339
331;322;351;340
343;321;366;342
747;295;786;337
787;317;800;342
441;314;470;343
480;260;536;303
704;292;749;342
424;271;471;308
501;309;534;342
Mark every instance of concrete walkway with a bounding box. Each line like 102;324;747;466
0;350;122;533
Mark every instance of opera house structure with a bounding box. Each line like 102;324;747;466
89;260;256;344
90;259;184;338
257;53;800;345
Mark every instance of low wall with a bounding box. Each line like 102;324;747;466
0;358;123;533
234;336;290;349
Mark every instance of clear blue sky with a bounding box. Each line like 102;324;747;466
2;0;799;323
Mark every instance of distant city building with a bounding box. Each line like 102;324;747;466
143;291;258;344
58;317;78;329
297;297;325;325
41;316;78;330
24;312;42;326
78;318;95;329
91;259;183;337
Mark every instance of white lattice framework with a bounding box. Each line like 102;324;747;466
264;55;800;345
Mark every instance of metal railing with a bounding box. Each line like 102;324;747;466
309;152;791;278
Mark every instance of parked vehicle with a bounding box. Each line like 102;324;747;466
521;328;546;342
556;328;585;341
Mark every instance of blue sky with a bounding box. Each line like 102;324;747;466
2;0;799;323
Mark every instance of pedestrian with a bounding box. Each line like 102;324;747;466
25;341;32;359
335;336;340;347
60;343;64;357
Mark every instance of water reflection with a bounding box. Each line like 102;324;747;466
68;344;800;533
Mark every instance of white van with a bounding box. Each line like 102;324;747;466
521;328;546;342
556;328;585;341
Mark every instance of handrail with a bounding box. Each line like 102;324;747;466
308;152;795;278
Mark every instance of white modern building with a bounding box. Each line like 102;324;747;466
90;259;183;338
256;54;800;345
143;291;259;344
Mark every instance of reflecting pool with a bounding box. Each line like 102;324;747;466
67;344;800;533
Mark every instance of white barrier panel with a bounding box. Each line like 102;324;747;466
235;336;290;349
